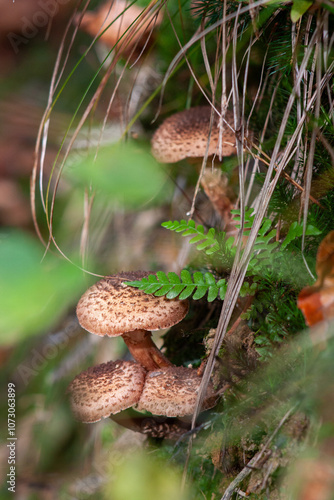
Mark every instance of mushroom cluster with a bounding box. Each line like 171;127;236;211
67;272;218;436
68;360;217;423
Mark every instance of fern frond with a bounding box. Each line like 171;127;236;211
162;220;220;255
126;270;225;302
160;211;321;292
126;270;257;302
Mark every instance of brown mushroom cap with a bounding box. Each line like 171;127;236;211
151;106;237;163
137;366;217;417
76;271;189;337
67;360;146;423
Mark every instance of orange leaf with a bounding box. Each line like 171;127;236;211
298;231;334;326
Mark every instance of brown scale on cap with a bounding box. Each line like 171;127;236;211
67;360;146;423
151;106;237;163
76;272;189;371
137;366;218;417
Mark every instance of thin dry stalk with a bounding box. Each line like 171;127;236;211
221;405;297;499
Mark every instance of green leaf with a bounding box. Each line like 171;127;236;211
206;243;220;255
281;221;321;249
291;0;312;22
207;285;219;302
166;285;186;299
0;231;84;344
189;234;207;245
193;272;205;285
156;271;170;284
148;274;158;283
205;272;216;285
180;269;193;283
179;285;197;300
193;286;208;300
154;284;174;296
126;280;145;288
162;219;219;255
167;272;181;284
219;283;228;299
145;283;163;294
305;224;322;236
66;141;172;209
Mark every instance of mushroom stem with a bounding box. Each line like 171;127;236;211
122;329;173;371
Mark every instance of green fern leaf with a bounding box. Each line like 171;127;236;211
207;285;219;302
126;270;228;302
144;283;163;294
162;220;220;255
154;284;174;296
156;271;170;284
179;285;197;299
281;221;321;250
192;286;208;300
148;274;158;283
166;285;187;299
193;272;206;284
167;272;181;284
180;269;193;284
204;272;216;285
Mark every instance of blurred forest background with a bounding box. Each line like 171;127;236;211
1;0;334;499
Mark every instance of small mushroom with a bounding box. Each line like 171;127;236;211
67;360;146;423
137;366;218;417
151;106;237;163
151;106;242;228
76;272;189;371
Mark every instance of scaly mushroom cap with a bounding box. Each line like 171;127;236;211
67;360;146;423
76;272;189;337
137;366;218;417
151;106;237;163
